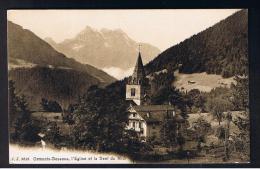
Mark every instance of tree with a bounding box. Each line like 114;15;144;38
232;114;250;160
72;80;130;152
62;104;77;125
151;86;189;118
231;76;249;111
9;80;40;143
193;117;212;152
13;96;40;143
223;112;232;161
161;118;178;149
161;113;187;153
151;71;175;92
230;76;249;160
206;97;233;125
45;122;62;147
216;126;226;142
121;130;152;158
41;98;62;112
9;80;18;130
187;89;206;112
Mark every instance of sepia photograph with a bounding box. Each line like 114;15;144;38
7;9;249;164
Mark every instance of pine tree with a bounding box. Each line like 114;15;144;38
231;76;249;160
231;76;249;111
9;80;40;144
9;80;18;131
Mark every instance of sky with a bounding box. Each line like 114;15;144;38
7;9;241;51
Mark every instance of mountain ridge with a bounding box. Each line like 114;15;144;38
45;26;161;70
8;21;116;83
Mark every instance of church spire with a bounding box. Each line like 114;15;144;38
130;45;145;84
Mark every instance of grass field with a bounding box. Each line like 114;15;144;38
173;70;235;92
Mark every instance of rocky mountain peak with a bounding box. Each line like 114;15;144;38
46;26;161;71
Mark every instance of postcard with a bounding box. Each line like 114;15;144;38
7;9;249;164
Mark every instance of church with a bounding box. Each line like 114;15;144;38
125;50;185;142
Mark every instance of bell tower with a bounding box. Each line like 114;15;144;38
126;45;145;105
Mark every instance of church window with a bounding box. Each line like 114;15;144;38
133;113;136;117
131;88;136;96
133;122;135;128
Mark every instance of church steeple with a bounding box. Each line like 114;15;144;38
130;46;145;85
126;45;147;105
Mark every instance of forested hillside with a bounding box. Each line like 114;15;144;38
145;9;248;78
9;66;101;110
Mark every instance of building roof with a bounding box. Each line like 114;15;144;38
131;104;184;123
125;100;137;106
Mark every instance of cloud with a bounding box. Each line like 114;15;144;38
102;67;134;80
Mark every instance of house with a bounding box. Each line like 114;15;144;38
188;80;196;84
125;50;185;142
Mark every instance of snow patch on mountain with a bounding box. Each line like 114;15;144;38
72;44;84;51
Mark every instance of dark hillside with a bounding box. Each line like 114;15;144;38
145;10;248;78
9;66;100;111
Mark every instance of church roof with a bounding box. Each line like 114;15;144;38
125;100;138;106
131;52;145;83
131;104;184;123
